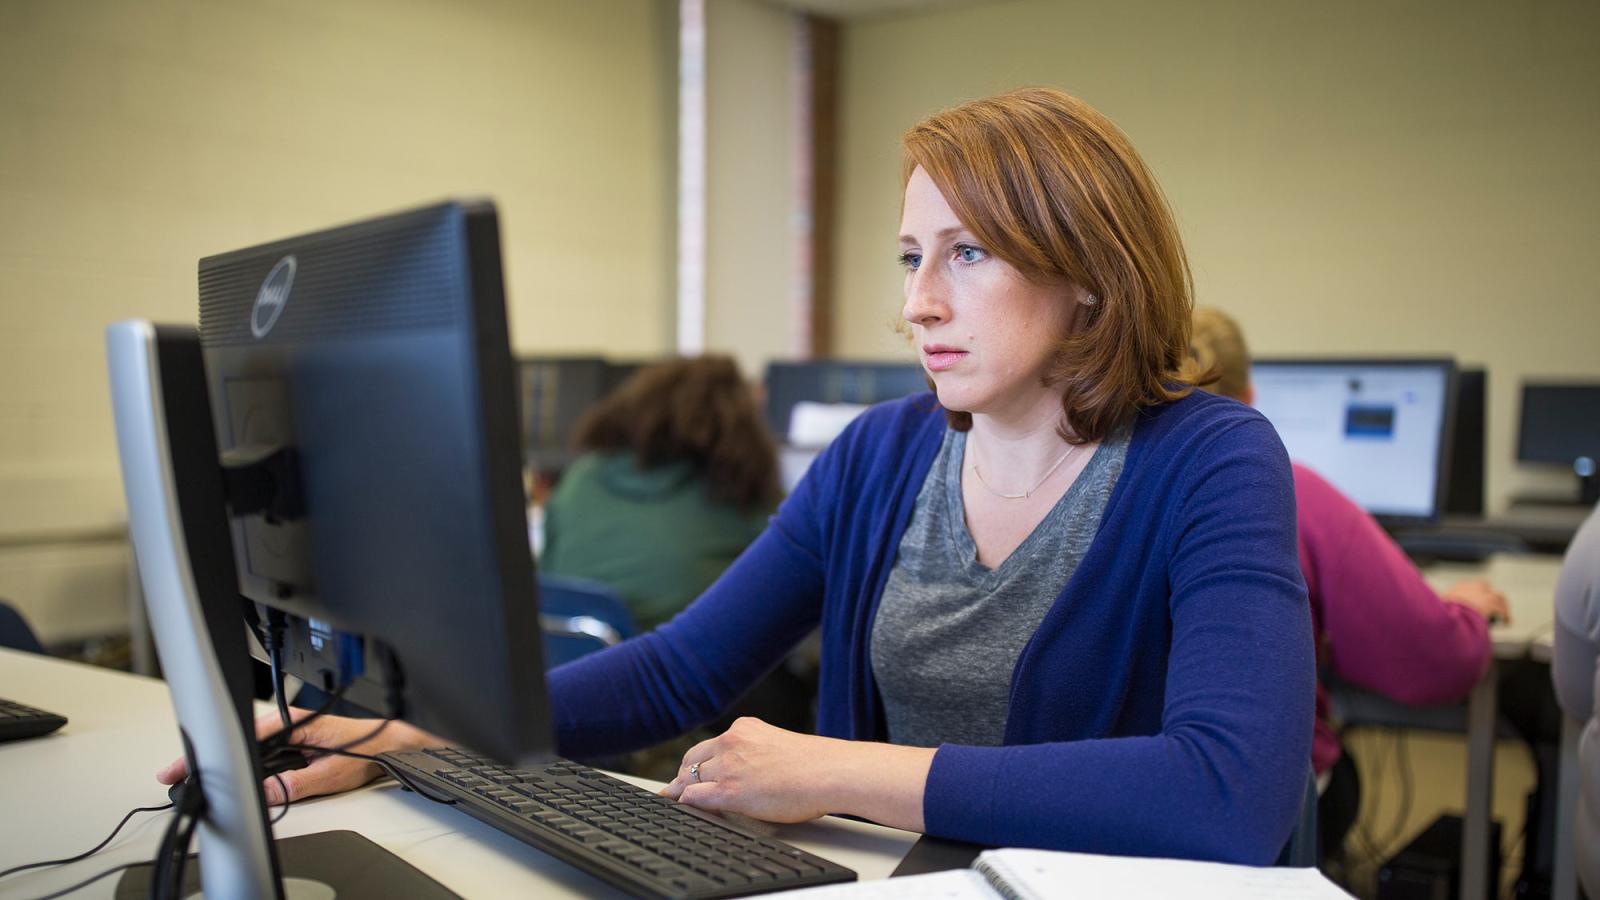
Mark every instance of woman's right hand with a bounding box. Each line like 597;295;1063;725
154;707;434;805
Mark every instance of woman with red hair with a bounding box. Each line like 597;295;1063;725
164;88;1314;864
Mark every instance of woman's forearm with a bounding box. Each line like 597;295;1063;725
823;739;936;832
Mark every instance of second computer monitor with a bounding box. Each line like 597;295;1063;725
1250;359;1456;524
1518;382;1600;504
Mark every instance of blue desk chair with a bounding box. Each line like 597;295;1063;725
539;575;635;668
0;600;45;655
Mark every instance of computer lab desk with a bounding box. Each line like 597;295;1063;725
1333;554;1581;900
0;647;918;898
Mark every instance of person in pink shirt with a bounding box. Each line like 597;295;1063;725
1190;307;1509;861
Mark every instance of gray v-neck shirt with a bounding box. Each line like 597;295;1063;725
869;426;1129;748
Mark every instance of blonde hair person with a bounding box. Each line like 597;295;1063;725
162;91;1315;864
1190;305;1509;861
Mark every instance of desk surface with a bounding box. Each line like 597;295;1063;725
1422;553;1562;660
0;649;917;898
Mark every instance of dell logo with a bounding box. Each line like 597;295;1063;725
251;255;297;338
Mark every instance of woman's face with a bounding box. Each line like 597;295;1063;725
899;166;1081;424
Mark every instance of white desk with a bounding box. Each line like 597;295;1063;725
0;648;917;898
1418;554;1574;900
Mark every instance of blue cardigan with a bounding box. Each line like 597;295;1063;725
548;390;1313;864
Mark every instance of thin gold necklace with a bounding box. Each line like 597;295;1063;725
969;440;1080;500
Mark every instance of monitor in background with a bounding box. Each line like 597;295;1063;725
762;360;927;440
518;356;611;473
600;358;652;395
1517;382;1600;505
1443;367;1486;518
1249;359;1456;524
518;357;672;478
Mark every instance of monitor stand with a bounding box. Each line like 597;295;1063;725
108;321;458;900
1576;461;1598;506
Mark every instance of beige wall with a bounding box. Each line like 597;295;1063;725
705;0;799;376
0;0;676;638
833;0;1600;511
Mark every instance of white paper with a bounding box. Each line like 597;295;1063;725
763;848;1354;900
977;848;1355;900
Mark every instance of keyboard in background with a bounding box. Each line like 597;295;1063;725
382;748;856;899
0;697;67;743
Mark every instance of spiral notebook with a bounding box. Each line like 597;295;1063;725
774;848;1353;900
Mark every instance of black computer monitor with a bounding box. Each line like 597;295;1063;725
1249;358;1457;525
1443;368;1486;518
518;356;612;472
110;200;549;896
1517;382;1600;504
762;360;927;439
197;200;548;761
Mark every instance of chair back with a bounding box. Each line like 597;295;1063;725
0;601;45;654
539;575;635;668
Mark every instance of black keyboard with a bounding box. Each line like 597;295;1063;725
0;697;67;743
382;748;856;898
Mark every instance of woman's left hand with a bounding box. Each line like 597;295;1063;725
660;717;936;830
661;718;842;823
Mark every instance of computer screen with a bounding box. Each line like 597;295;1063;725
1517;382;1600;504
1517;383;1600;468
195;200;549;763
1249;359;1456;522
518;356;611;472
763;361;927;439
1444;368;1486;517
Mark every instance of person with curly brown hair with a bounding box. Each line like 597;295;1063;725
540;355;781;632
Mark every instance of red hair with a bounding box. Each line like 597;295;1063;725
903;87;1202;441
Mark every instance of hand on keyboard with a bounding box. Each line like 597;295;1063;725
155;707;435;804
1441;578;1511;626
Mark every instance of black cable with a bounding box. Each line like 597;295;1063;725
256;708;418;808
280;743;458;806
144;767;207;900
19;860;147;900
165;803;202;900
258;676;353;752
9;630;365;897
149;785;188;900
270;774;291;825
0;802;174;880
255;709;383;783
264;608;292;731
269;645;292;730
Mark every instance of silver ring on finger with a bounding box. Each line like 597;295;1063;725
689;761;703;783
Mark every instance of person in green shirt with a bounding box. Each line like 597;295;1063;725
539;355;781;632
539;356;792;778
